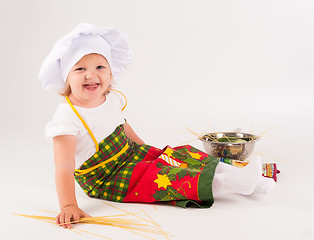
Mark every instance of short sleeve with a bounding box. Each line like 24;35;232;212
45;118;80;138
45;103;81;138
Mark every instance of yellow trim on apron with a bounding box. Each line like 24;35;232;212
75;143;129;176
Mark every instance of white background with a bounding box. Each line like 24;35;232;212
0;0;313;239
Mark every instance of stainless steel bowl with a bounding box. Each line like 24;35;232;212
200;132;259;161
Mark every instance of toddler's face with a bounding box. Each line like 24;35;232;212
67;53;111;107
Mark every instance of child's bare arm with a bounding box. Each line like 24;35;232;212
124;122;145;144
53;135;90;228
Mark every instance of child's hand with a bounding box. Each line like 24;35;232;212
56;205;91;229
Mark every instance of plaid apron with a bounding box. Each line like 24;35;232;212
67;95;219;208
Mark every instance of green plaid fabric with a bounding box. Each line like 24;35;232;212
74;124;151;202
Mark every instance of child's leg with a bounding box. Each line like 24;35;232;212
212;155;262;197
215;160;235;173
254;176;276;194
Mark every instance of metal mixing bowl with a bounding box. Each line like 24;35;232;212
200;132;259;161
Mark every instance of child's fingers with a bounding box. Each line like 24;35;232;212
56;214;60;225
55;207;86;229
65;212;73;229
56;214;64;227
72;212;80;223
56;214;66;228
59;214;67;228
56;212;69;228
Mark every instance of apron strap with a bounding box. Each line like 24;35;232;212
110;88;127;111
66;96;99;152
65;89;127;153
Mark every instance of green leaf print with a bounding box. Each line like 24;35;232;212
182;158;204;170
187;170;200;178
156;162;190;181
159;166;172;175
152;189;169;201
152;187;185;201
156;162;164;169
166;167;188;181
167;167;183;177
177;169;189;180
172;151;187;161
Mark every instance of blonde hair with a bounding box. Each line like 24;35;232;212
59;73;113;97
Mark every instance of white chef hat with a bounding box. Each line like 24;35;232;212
38;23;132;91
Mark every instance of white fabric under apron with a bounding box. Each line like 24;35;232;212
46;91;125;168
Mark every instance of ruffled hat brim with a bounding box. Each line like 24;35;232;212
38;23;132;91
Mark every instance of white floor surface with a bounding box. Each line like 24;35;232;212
1;117;313;240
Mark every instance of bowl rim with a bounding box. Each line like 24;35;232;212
199;131;260;145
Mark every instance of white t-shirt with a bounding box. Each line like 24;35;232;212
46;91;126;168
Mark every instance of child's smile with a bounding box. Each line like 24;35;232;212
83;83;101;91
67;53;111;108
